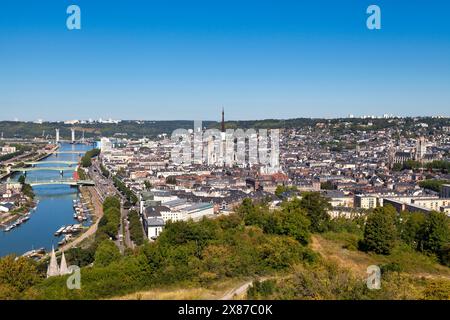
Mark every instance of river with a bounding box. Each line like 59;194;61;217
0;143;93;257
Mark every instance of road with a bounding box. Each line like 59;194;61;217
120;207;134;250
89;160;134;252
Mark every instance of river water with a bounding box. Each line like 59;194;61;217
0;143;93;257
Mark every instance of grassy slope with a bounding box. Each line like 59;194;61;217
111;278;249;300
315;232;450;279
112;233;450;300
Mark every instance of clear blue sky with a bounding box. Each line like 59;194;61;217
0;0;449;121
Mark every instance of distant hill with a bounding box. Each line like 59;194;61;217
0;117;447;139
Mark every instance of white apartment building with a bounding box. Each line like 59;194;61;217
354;195;378;209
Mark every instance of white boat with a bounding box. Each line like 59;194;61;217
71;224;83;232
22;247;46;259
54;226;66;236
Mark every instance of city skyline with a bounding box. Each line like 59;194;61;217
1;1;450;120
2;113;450;124
1;0;450;306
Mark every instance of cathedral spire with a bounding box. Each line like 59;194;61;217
221;107;225;132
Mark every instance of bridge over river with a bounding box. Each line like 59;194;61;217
10;167;78;173
52;151;85;155
26;179;95;187
0;142;95;258
24;161;78;166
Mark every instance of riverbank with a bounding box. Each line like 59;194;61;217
0;145;59;181
57;186;104;252
0;142;93;257
0;195;37;228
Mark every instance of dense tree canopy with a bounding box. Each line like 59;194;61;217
418;211;450;259
80;148;100;168
360;206;398;255
94;240;122;267
2;194;449;300
0;256;41;299
299;192;332;233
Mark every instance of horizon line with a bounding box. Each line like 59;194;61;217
0;115;449;123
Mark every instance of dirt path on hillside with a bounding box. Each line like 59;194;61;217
219;276;287;300
311;235;371;278
220;281;254;300
311;235;450;280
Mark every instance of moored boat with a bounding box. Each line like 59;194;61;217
54;226;66;236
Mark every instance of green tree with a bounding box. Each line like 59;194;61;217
419;180;449;193
165;176;177;185
144;181;153;190
320;181;335;190
247;280;276;299
100;164;110;178
103;207;121;239
418;211;449;258
81;155;92;168
94;240;121;267
236;198;257;218
128;210;145;246
103;196;121;212
439;244;450;267
264;205;311;245
18;175;26;184
65;247;96;268
80;148;100;168
274;185;298;198
399;212;426;248
22;183;35;199
360;206;398;255
299;192;331;233
0;255;41;299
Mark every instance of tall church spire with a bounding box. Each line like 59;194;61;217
221;107;225;132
